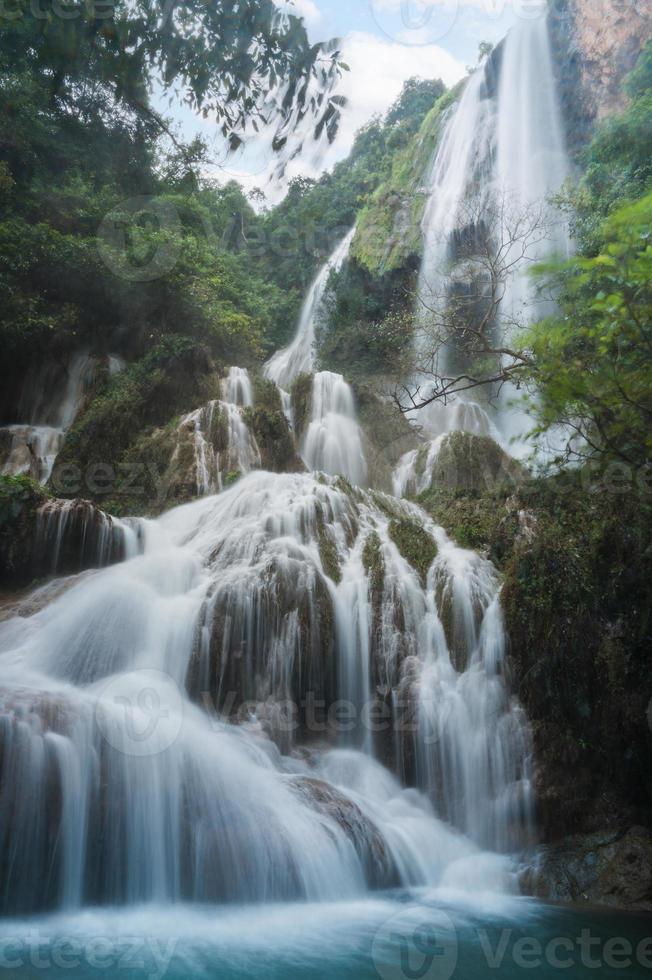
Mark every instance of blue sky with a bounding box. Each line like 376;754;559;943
166;1;533;202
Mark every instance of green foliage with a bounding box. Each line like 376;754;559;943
0;0;344;155
52;339;219;498
560;40;652;251
527;194;652;465
0;473;48;526
318;261;415;380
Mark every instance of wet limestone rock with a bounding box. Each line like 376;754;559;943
388;517;438;586
429;432;526;495
523;827;652;911
289;776;398;890
244;376;304;474
0;476;131;589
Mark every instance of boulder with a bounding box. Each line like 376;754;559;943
522;826;652;911
429;431;526;495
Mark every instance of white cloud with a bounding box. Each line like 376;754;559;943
213;31;465;204
332;31;464;152
278;0;322;25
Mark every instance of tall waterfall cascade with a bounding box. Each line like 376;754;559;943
0;24;558;925
413;12;572;456
264;229;368;484
264;230;355;391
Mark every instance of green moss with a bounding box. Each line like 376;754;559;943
224;470;240;487
420;466;652;838
0;474;50;588
388;516;438;585
52;339;219;505
208;403;229;452
429;431;526;495
419;487;516;563
252;374;284;414
353;383;419;492
352;82;465;275
290;372;313;441
242;405;303;474
315;506;341;584
362;530;385;603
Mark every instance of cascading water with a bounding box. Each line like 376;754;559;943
413;12;572;453
0;467;533;915
263;229;367;484
301;371;368;485
264;230;355;390
172;367;261;495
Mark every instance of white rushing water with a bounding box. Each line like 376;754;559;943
263;228;367;484
264;229;355;390
172;367;261;496
301;371;367;486
414;13;572;452
0;19;569;934
0;470;532;913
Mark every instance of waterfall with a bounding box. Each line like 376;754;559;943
414;13;572;450
172;367;261;496
221;366;254;408
33;499;140;578
264;229;355;391
0;471;533;913
0;31;561;922
301;371;367;486
262;229;367;485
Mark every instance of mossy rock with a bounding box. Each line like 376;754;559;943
388;516;438;585
52;340;220;506
0;475;50;588
362;530;385;607
353;384;420;492
101;420;194;517
419;487;518;562
315;505;341;584
429;431;526;495
242;405;303;475
252;374;284;415
290;372;313;442
351;82;465;275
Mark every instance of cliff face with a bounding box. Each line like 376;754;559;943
564;0;651;120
